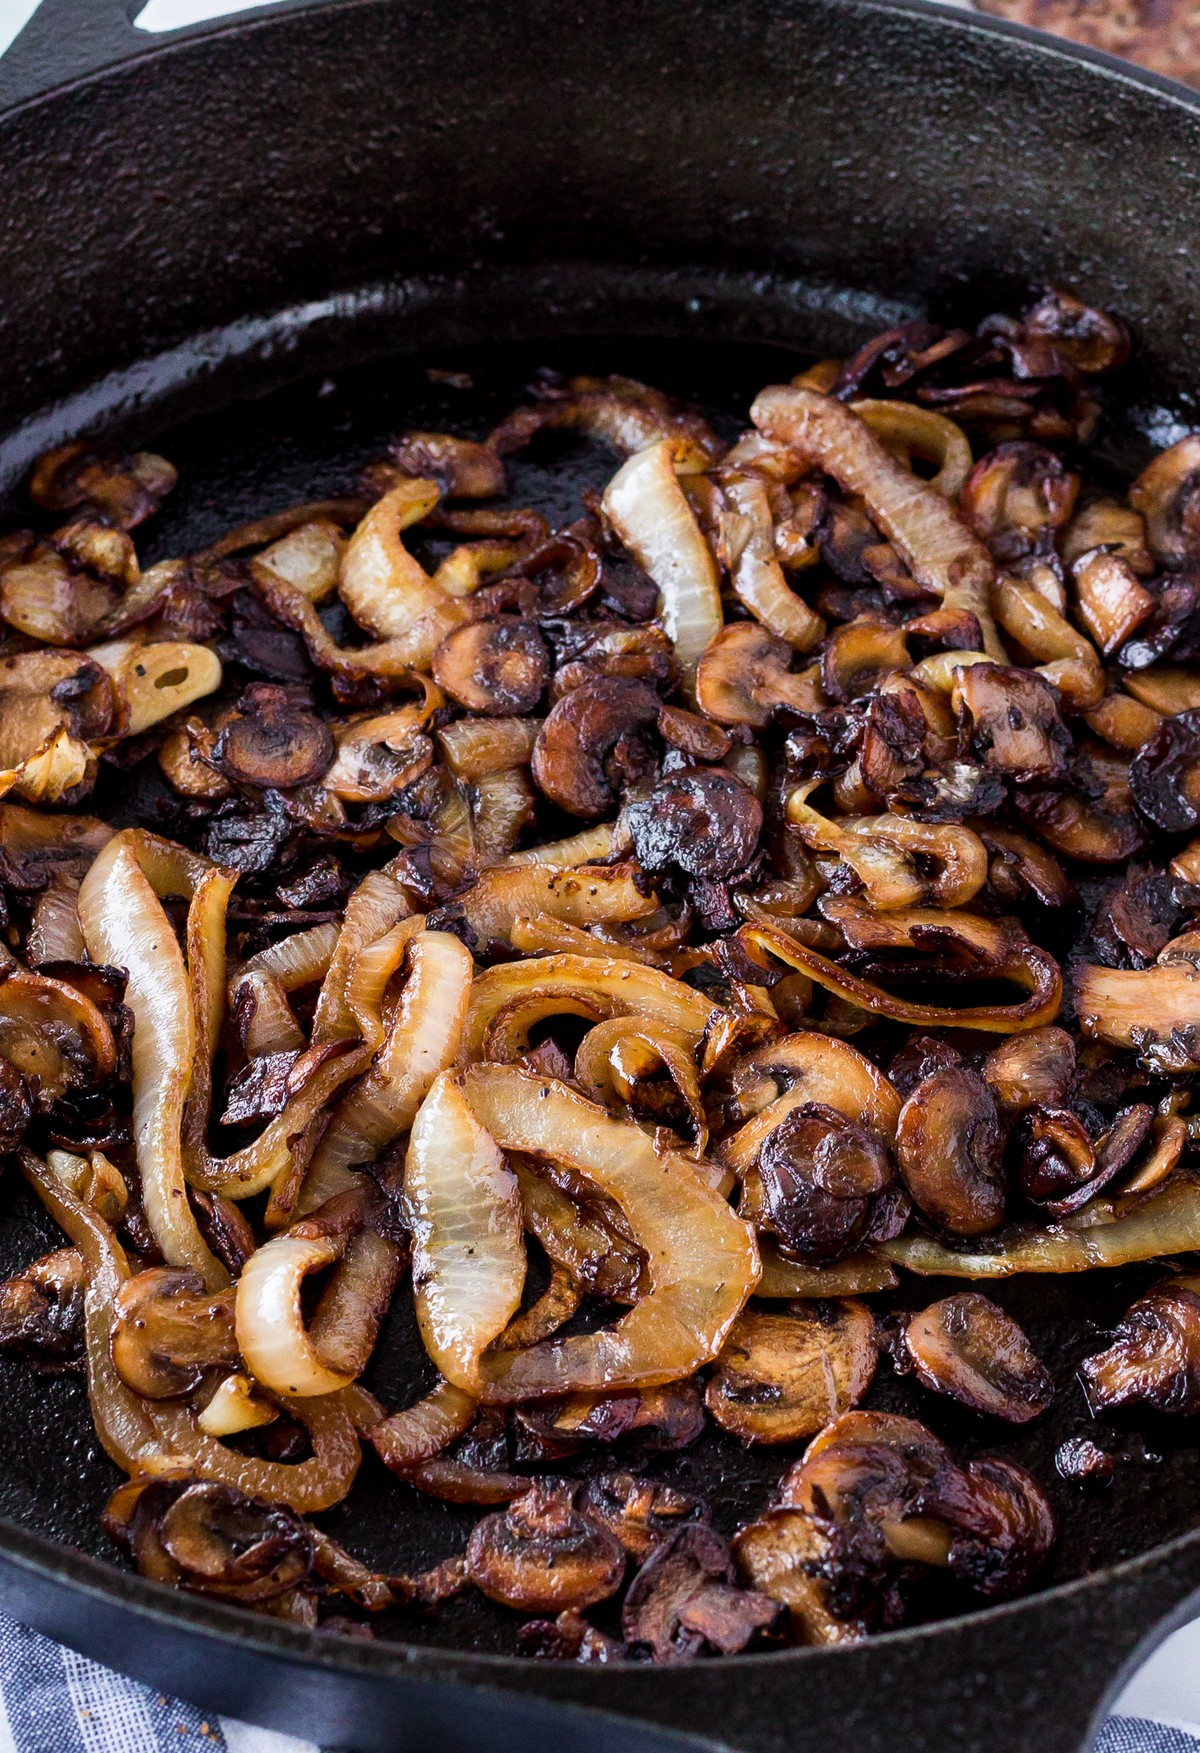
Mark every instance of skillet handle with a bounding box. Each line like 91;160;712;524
0;0;316;109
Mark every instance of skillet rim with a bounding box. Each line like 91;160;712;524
1;0;1200;1686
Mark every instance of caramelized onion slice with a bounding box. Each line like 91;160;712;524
236;1233;358;1398
751;387;1004;658
446;863;656;952
338;478;443;637
738;922;1061;1035
371;1379;478;1472
458;1065;759;1400
77;834;225;1290
601;439;723;683
460;952;716;1064
883;1177;1200;1276
406;1072;526;1393
722;475;824;652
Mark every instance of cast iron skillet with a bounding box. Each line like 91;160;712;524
1;1;1200;1748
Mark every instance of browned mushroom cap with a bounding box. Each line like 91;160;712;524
976;823;1077;911
1129;436;1200;570
757;1102;900;1265
820;619;910;704
550;624;677;699
694;623;821;728
0;1247;84;1367
531;677;660;817
899;1293;1053;1422
1080;1278;1200;1415
384;431;506;499
213;684;334;790
576;1473;704;1561
1016;746;1145;865
952;662;1071;783
106;1477;316;1603
982;1027;1075;1118
621;1524;779;1661
466;1483;626;1613
625;768;762;880
705;1299;878;1444
959;443;1079;563
894;1068;1006;1235
433;617;550;715
1129;710;1200;833
983;288;1130;379
0;1058;32;1154
734;1506;862;1644
28;442;177;529
110;1267;238;1399
516;1607;624;1663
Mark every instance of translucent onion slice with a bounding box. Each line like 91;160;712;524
751;386;1005;659
574;1015;707;1153
197;1372;279;1437
849;399;973;500
338;478;445;637
459;1065;760;1400
77;834;225;1290
406;1072;526;1393
26;874;85;963
756;1241;899;1298
739;923;1062;1035
451;863;656;950
601;438;723;683
302;931;473;1205
371;1379;478;1472
500;823;615;867
723;474;824;652
313;870;412;1043
236;1233;357;1397
883;1176;1200;1277
459;952;716;1063
345;915;424;1047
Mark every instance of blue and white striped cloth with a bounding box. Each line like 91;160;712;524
0;1605;1195;1753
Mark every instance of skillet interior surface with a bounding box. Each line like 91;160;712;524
0;325;1196;1655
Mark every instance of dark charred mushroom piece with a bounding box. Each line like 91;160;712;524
0;1247;85;1368
1016;746;1146;865
515;1382;705;1456
1012;1106;1095;1209
959;442;1079;563
899;1293;1053;1422
894;1068;1006;1236
939;1457;1056;1600
110;1268;239;1399
705;1300;878;1444
466;1483;626;1613
621;1524;779;1662
577;1474;705;1562
517;1608;624;1662
213;684;334;791
0;1058;32;1153
982;1027;1075;1118
433;617;550;716
758;1102;899;1265
28;442;177;528
107;1478;316;1603
531;677;660;817
1055;1437;1114;1484
1129;710;1200;833
954;663;1071;783
1080;1279;1200;1415
981;288;1130;380
626;768;762;881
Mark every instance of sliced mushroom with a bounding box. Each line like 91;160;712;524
734;1507;859;1645
626;769;762;881
1080;1277;1200;1414
1016;747;1145;865
576;1474;704;1561
1129;436;1200;570
0;1058;32;1153
952;662;1071;783
894;1068;1006;1235
531;678;660;818
1129;709;1200;832
694;623;823;728
466;1483;625;1612
0;1247;85;1368
1074;958;1200;1073
29;442;177;529
897;1293;1052;1422
1071;550;1155;657
111;1267;239;1399
755;1102;901;1264
982;1028;1075;1117
433;617;550;715
821;619;910;704
621;1524;779;1662
213;684;334;790
959;442;1079;563
105;1477;316;1604
705;1299;877;1444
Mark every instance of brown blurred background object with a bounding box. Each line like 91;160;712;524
975;0;1200;87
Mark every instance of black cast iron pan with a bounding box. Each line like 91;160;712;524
1;1;1200;1748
